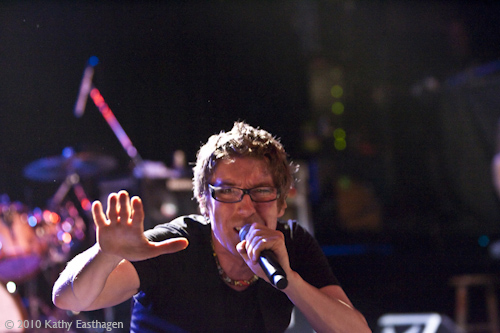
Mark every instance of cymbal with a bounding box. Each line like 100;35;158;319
24;152;118;182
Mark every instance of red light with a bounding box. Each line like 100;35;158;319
90;88;104;105
81;199;91;211
43;210;60;223
50;212;61;223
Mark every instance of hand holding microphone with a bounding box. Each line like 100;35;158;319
239;224;288;290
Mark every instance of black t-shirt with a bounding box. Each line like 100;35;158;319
130;215;338;333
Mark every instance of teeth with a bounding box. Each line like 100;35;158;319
235;227;242;231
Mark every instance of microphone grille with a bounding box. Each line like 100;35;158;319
238;224;251;241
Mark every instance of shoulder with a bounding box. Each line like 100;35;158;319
276;219;313;242
144;215;210;242
278;220;340;287
277;219;320;257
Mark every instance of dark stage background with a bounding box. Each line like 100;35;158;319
2;0;500;331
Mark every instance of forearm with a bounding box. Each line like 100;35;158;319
283;271;371;333
52;243;124;311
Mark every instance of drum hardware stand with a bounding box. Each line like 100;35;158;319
25;277;41;321
48;170;94;245
75;56;144;171
50;172;92;213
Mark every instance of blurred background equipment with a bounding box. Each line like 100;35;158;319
0;201;44;283
23;148;117;183
376;313;462;333
0;282;26;332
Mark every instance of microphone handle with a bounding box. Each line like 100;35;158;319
259;250;288;290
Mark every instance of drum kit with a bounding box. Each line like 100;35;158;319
0;149;118;331
0;57;185;330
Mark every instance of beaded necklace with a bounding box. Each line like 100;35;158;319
211;240;259;287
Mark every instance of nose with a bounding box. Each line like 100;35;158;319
237;192;256;216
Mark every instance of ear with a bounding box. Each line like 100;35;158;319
277;199;287;218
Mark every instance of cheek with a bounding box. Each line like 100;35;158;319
204;194;217;216
254;204;285;227
206;201;232;229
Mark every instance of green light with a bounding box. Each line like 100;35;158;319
334;138;346;150
338;176;351;189
330;85;343;98
333;128;346;139
331;102;344;115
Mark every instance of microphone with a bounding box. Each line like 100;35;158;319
74;56;99;118
239;224;288;290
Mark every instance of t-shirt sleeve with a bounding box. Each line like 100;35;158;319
285;222;339;289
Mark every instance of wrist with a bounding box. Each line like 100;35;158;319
282;270;302;293
93;244;125;267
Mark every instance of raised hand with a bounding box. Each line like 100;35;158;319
92;190;188;262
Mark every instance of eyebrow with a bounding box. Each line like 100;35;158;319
211;180;274;188
210;179;275;188
210;179;235;187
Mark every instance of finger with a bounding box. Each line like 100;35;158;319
247;233;278;263
249;239;266;263
152;237;189;256
237;241;267;281
243;230;258;262
236;241;249;259
106;193;119;223
118;190;131;224
246;230;267;262
130;196;144;226
92;200;107;228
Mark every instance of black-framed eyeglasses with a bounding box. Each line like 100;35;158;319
208;184;280;203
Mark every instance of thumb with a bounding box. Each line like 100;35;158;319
150;237;189;256
236;240;249;259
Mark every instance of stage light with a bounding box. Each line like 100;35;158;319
88;56;99;67
478;235;490;247
333;128;346;140
62;147;74;159
61;220;73;233
6;281;16;294
331;101;344;115
62;232;72;244
160;202;178;219
330;85;343;98
50;212;60;224
334;138;346;151
28;215;37;227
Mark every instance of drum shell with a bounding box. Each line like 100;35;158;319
0;283;27;332
0;206;45;283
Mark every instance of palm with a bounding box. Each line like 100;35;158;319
92;191;188;262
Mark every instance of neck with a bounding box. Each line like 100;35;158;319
211;234;257;287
